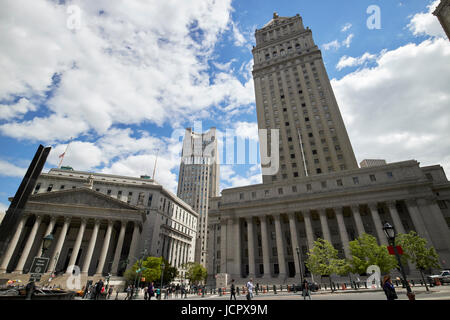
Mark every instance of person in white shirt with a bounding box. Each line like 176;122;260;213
246;278;254;300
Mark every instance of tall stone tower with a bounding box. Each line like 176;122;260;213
177;127;220;267
252;13;358;184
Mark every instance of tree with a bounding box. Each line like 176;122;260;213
183;262;207;285
305;238;349;292
124;256;163;285
396;231;440;291
348;233;398;275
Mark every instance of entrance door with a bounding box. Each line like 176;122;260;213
288;261;295;277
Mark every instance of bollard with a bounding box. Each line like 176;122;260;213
237;287;240;296
218;288;222;296
364;282;367;289
273;285;277;294
280;285;282;292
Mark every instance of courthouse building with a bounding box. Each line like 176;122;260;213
0;168;198;287
207;13;450;285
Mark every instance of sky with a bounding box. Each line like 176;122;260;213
0;0;449;215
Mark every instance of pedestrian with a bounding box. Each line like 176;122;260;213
246;278;254;300
301;279;311;300
94;279;104;300
125;285;132;300
144;286;148;300
148;282;154;300
230;279;236;300
107;286;113;299
25;281;35;300
382;275;398;301
156;287;161;300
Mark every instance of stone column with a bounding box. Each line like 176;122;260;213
406;199;433;245
425;198;450;248
227;218;234;273
274;214;286;277
48;216;71;274
14;215;42;273
246;217;256;278
111;220;127;275
386;201;405;234
0;215;27;273
37;216;56;257
335;208;351;259
82;219;100;275
220;217;227;273
95;220;114;276
303;211;315;250
66;218;87;274
351;205;365;236
288;213;301;279
127;222;140;269
260;216;271;278
368;203;388;245
318;209;331;243
233;218;241;277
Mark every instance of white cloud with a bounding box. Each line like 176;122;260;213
0;98;37;120
408;0;446;38
0;0;255;142
323;39;341;51
220;164;262;191
322;34;354;51
341;23;352;32
0;160;27;177
331;38;450;175
336;52;378;70
342;34;354;48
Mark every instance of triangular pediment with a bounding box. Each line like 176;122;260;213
28;187;139;211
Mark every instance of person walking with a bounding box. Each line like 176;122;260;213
148;282;154;300
230;279;237;300
301;279;311;300
125;285;132;300
95;279;104;300
382;275;398;301
107;286;113;299
246;278;254;300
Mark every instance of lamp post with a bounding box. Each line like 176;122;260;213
41;234;54;258
160;262;165;300
383;222;415;300
295;247;304;284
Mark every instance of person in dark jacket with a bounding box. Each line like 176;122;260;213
148;282;154;300
383;275;398;300
230;279;236;300
94;279;104;300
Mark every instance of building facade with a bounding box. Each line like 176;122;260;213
252;13;358;184
433;0;450;40
360;159;387;168
177;127;220;267
207;13;450;286
208;160;450;284
0;168;198;287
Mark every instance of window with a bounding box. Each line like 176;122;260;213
306;184;312;191
370;174;377;182
321;181;327;189
60;185;65;190
316;168;322;174
252;191;256;199
265;190;270;197
47;184;53;192
336;179;343;186
34;183;41;193
387;172;394;178
293;172;299;177
239;193;244;200
353;177;359;185
290;154;295;159
425;173;433;181
107;189;112;195
148;194;153;207
292;186;297;192
278;188;283;195
438;200;448;210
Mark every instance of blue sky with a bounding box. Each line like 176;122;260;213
1;0;449;214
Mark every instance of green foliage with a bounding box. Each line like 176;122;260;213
348;233;398;275
305;238;349;277
396;231;440;271
124;256;177;285
183;262;207;285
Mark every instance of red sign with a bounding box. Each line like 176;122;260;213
387;245;403;255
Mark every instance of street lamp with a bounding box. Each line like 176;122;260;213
41;234;54;257
160;262;165;300
295;247;304;284
382;222;415;300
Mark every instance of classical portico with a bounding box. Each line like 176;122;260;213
0;187;144;281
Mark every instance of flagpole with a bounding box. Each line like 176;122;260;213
152;149;159;180
58;138;73;169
